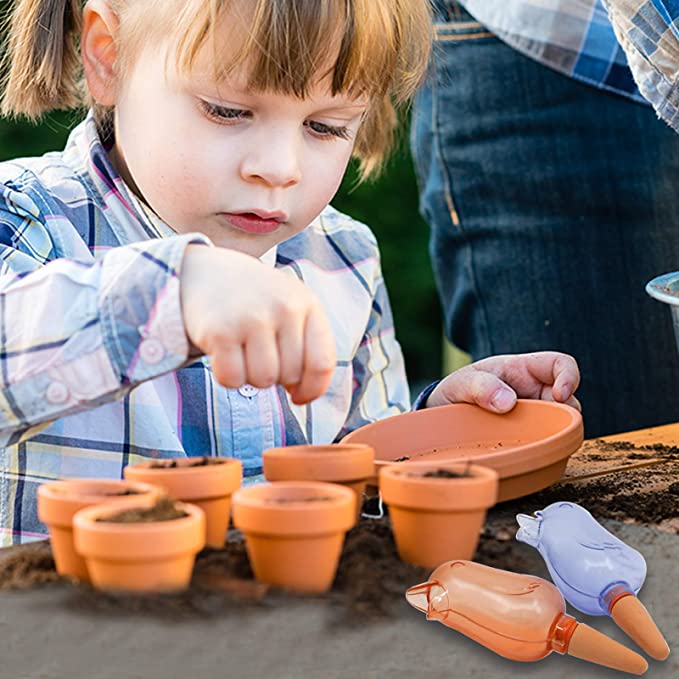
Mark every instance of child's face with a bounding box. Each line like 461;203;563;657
109;42;366;257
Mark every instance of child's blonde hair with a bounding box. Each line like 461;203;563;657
0;0;433;178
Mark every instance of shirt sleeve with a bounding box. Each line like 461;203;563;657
411;379;442;410
337;247;411;438
0;184;211;446
602;0;679;131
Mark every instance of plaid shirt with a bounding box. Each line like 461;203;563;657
601;0;679;129
0;113;410;545
459;0;647;102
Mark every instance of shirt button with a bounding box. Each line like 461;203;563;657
238;384;259;398
46;381;69;405
139;338;165;365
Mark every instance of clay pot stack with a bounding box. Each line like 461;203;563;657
253;441;501;585
258;443;498;589
123;457;243;548
253;443;498;585
36;455;243;593
222;443;373;593
262;443;374;521
35;400;583;595
37;478;162;582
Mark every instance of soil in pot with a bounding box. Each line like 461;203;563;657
148;457;227;468
96;497;188;523
264;496;335;504
123;457;242;548
419;469;471;479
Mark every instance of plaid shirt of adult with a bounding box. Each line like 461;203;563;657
602;0;679;130
459;0;646;101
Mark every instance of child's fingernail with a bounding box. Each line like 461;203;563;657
491;388;515;411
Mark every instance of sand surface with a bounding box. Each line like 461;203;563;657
0;520;676;679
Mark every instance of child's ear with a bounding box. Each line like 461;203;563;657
81;0;120;106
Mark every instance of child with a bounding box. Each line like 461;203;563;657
0;0;580;545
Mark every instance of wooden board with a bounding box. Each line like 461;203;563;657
563;423;678;482
486;423;678;535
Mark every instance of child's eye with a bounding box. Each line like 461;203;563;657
305;120;351;141
198;100;251;124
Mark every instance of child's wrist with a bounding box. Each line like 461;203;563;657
413;379;442;410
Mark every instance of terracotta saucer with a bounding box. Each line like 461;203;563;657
341;400;583;502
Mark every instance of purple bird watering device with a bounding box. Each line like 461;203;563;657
516;501;669;660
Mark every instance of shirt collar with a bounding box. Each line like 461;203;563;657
259;245;278;267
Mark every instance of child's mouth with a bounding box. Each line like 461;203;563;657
221;212;284;234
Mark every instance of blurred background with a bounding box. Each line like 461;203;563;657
0;112;449;397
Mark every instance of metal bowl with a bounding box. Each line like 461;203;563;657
646;272;679;352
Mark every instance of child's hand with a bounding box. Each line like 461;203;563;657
425;352;581;413
180;245;336;404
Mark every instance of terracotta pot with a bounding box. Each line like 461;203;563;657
123;457;242;548
72;497;205;593
379;463;498;569
262;444;374;520
232;481;355;593
343;400;583;502
36;479;161;582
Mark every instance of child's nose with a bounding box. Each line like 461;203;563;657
240;134;302;188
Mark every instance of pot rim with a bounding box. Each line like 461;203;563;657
380;462;498;483
38;479;159;501
263;444;374;482
37;479;161;527
73;498;203;532
123;457;243;500
73;498;206;560
233;480;354;508
232;481;356;536
345;400;583;480
124;456;242;474
379;463;498;511
263;443;373;459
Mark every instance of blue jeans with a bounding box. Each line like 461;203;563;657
411;1;679;437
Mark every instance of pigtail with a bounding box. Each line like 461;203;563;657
0;0;83;120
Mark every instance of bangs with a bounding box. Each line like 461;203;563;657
118;0;432;179
163;0;429;103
